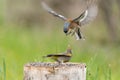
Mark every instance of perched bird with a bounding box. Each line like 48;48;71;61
41;1;98;40
43;45;72;63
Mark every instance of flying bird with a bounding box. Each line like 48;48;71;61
41;2;98;40
43;45;72;63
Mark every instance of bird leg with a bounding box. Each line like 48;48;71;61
71;27;77;36
75;32;80;40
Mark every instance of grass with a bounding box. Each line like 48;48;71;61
0;24;120;80
3;59;6;80
0;59;6;80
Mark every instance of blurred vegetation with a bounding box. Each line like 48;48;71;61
0;0;120;80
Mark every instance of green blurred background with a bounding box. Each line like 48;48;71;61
0;0;120;80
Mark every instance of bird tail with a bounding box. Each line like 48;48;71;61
43;54;54;58
75;28;82;40
75;28;85;40
77;28;82;39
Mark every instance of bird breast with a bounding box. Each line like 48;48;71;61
58;56;71;62
69;22;79;29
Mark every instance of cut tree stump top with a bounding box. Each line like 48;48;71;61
24;62;86;80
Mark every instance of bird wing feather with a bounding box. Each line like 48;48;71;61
41;2;67;21
46;54;70;57
80;4;98;26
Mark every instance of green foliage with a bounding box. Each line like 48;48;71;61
0;59;6;80
3;59;6;80
0;25;119;80
0;66;2;80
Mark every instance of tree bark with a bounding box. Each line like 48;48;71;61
24;62;86;80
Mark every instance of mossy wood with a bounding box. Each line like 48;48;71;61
24;62;86;80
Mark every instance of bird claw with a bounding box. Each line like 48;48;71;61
74;32;86;40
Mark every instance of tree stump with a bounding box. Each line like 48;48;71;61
24;62;86;80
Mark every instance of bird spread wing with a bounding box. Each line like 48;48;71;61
79;4;98;26
41;2;67;21
73;11;86;22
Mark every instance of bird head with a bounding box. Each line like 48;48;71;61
67;44;72;54
63;21;70;34
63;19;72;35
